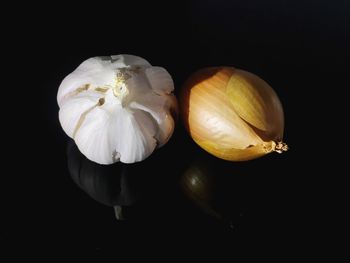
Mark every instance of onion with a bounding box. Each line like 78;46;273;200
179;67;288;161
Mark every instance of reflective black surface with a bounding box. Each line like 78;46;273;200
13;0;348;256
66;139;250;225
60;126;293;249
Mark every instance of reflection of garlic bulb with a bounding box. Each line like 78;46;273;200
58;55;177;164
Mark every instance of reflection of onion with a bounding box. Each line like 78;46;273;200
180;157;248;226
180;67;288;161
180;161;221;219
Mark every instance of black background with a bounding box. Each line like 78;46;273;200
7;0;348;258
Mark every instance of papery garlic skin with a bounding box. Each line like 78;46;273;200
58;55;177;164
180;67;287;161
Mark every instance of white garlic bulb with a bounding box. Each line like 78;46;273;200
58;55;178;164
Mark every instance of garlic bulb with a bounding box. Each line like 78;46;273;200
180;67;288;161
58;55;177;164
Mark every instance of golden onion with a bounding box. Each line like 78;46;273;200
179;67;288;161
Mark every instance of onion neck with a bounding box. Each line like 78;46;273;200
264;141;288;154
274;141;288;153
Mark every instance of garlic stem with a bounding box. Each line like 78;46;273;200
112;70;130;106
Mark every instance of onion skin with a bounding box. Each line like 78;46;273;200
179;67;287;161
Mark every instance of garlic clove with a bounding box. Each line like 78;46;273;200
74;102;157;164
73;109;117;165
57;58;116;106
127;109;158;160
130;95;177;147
226;69;284;139
127;70;178;147
145;67;174;95
59;91;104;138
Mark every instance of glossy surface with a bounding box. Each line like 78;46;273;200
67;138;255;224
